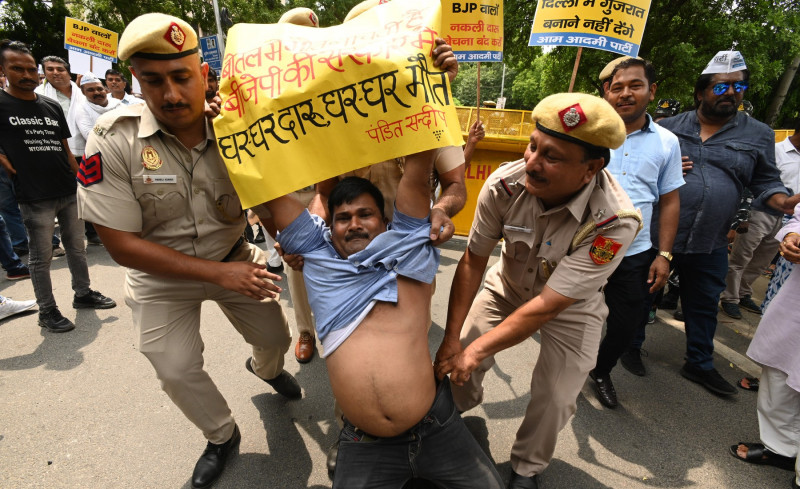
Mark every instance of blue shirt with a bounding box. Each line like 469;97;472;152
606;114;684;256
658;111;789;254
277;209;440;342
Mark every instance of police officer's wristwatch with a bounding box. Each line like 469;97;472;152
658;251;673;262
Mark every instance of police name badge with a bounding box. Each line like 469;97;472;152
142;175;177;184
141;146;162;170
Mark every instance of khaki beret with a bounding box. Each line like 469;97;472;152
531;93;626;154
344;0;392;23
119;13;198;61
598;55;642;82
279;7;319;27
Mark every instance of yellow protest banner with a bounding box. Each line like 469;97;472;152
528;0;652;57
213;0;463;208
441;1;504;62
64;17;118;62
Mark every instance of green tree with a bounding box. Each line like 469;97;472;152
0;0;72;62
500;0;800;126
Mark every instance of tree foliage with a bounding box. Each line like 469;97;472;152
0;0;72;62
3;0;797;126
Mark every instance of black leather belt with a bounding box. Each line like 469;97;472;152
221;236;245;262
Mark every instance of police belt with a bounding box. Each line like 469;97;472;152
221;235;246;262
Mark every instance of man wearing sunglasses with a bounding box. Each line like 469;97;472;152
658;51;800;397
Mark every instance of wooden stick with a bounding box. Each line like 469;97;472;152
568;47;582;93
476;62;481;125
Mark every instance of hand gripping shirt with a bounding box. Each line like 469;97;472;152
278;208;440;356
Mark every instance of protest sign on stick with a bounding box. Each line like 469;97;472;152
214;0;463;208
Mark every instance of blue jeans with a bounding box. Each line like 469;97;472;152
0;215;25;272
0;171;60;249
18;195;91;311
673;248;728;370
333;378;503;489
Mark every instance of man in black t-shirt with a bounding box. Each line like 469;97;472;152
0;40;116;332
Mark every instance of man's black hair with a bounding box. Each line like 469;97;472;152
0;39;33;66
328;177;385;219
105;68;123;79
208;67;218;79
793;116;800;133
604;57;657;87
41;55;70;73
693;69;750;108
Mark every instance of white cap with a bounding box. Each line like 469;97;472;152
80;72;101;86
701;51;747;75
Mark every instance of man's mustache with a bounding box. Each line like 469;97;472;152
345;231;369;242
161;102;190;110
527;171;547;183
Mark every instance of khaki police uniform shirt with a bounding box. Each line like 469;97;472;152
77;104;245;285
468;159;640;309
342;145;464;219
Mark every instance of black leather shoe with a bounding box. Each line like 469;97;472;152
589;370;618;408
680;362;737;396
191;424;241;489
245;357;301;399
508;471;539;489
326;440;339;480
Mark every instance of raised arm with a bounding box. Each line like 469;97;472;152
395;149;435;219
252;194;306;233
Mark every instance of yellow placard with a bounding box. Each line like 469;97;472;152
441;1;504;62
214;0;463;208
528;0;651;56
64;17;118;62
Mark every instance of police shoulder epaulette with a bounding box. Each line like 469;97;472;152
92;103;145;138
568;209;643;254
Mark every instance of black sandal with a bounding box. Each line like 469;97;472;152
737;377;760;391
729;442;796;471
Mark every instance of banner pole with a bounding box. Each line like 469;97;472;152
476;62;481;125
568;47;582;93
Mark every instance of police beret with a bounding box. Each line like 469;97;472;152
598;55;643;82
279;7;319;27
344;0;392;22
531;93;626;152
119;13;198;61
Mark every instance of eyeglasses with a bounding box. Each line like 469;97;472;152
711;81;748;95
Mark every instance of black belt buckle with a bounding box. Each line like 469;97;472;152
221;235;245;262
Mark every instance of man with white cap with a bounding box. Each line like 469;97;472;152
435;92;641;489
658;50;800;397
73;71;118;246
75;14;298;489
74;72;120;156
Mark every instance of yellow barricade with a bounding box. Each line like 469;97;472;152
452;107;796;236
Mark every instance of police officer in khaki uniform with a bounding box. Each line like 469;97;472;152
435;93;641;489
75;14;298;489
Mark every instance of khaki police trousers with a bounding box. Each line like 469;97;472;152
451;287;604;477
126;243;291;444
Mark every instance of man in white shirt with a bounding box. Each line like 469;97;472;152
75;72;121;152
105;69;143;106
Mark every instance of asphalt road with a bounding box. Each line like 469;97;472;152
0;237;792;489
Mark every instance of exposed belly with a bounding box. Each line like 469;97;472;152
326;278;435;437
